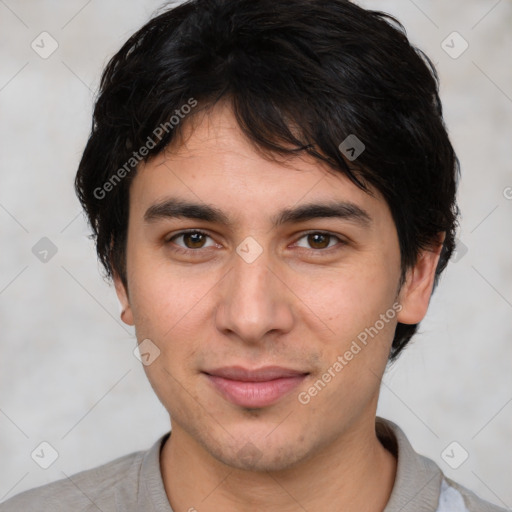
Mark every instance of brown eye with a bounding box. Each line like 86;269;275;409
307;233;331;249
295;232;344;251
181;232;207;249
167;230;214;251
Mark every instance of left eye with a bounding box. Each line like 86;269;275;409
167;230;344;252
294;232;343;251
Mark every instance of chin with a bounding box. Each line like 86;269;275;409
206;431;311;473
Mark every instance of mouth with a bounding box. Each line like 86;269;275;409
202;366;310;408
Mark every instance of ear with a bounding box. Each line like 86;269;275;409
396;233;445;325
113;271;134;326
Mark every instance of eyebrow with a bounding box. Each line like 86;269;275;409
143;197;372;228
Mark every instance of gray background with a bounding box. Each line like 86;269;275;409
0;0;511;508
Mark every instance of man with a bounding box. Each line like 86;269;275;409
0;0;506;511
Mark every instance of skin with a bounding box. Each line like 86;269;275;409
114;100;444;512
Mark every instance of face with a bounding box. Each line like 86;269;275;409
114;101;441;472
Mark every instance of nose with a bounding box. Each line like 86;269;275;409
215;246;294;345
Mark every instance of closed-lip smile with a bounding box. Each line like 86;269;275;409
203;365;309;408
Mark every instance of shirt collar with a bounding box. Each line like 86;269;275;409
136;431;173;512
377;416;443;512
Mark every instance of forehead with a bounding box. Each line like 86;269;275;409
129;102;390;229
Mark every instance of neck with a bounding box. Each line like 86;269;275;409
160;416;397;512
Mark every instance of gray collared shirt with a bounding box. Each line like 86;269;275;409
0;417;507;511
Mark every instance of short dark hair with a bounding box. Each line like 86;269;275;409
75;0;460;362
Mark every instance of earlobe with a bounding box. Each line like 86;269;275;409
113;271;134;326
396;234;445;325
120;308;134;325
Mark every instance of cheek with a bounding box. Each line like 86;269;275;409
126;255;218;379
128;263;208;401
127;243;207;324
297;258;399;336
130;275;206;340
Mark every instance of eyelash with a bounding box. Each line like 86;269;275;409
166;229;347;256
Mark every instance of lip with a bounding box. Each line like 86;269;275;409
203;366;309;408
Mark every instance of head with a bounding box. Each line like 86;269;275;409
75;0;459;471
